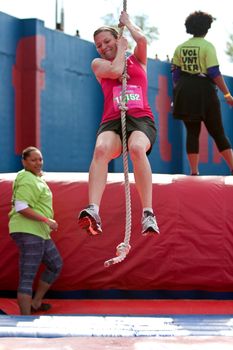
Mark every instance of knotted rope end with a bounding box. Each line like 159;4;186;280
104;242;131;267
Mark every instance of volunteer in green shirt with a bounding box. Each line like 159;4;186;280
9;146;63;315
172;11;233;175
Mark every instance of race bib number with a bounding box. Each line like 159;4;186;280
113;85;143;111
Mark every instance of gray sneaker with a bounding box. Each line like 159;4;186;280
78;205;102;235
142;211;160;235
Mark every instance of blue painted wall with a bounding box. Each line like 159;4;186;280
0;12;232;175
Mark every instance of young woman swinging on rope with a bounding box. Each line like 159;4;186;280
78;10;160;237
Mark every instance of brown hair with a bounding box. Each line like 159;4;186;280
22;146;41;160
93;26;119;39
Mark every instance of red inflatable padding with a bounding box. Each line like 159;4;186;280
1;173;233;292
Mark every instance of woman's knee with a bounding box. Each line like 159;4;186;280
213;134;231;151
93;143;112;160
186;131;200;153
94;134;121;160
41;257;63;285
52;259;63;280
129;143;147;161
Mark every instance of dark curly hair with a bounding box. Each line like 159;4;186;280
185;11;216;37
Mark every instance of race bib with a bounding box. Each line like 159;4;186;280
113;85;143;111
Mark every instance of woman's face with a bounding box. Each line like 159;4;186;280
94;31;118;60
22;150;43;176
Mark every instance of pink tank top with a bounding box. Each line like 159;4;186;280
100;55;154;124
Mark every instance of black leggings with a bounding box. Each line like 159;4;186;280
184;118;231;154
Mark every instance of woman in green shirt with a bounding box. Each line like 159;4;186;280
172;11;233;175
9;146;63;315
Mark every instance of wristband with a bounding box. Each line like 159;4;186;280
224;92;231;98
41;217;49;223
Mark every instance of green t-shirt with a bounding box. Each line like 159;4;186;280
173;37;219;74
9;170;54;239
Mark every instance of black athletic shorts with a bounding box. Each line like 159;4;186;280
97;115;157;155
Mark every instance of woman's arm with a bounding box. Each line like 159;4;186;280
209;68;233;106
18;206;58;231
92;36;128;81
171;64;181;87
119;11;147;66
214;76;233;106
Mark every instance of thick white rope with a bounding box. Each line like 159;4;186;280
104;0;132;267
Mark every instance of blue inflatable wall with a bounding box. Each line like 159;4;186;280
0;12;233;175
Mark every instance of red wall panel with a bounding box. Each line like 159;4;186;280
1;173;233;292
